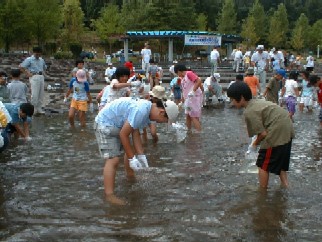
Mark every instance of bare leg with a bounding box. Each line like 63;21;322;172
123;153;135;181
78;111;86;127
258;168;269;188
279;170;289;188
104;157;126;205
68;107;76;127
191;117;202;131
299;103;304;112
186;115;192;130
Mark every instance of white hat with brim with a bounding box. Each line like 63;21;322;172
256;45;264;50
163;100;179;123
76;69;87;82
213;72;220;79
149;85;166;99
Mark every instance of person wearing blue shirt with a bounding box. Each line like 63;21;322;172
94;97;179;205
64;69;93;128
299;71;314;113
20;47;47;115
4;102;34;141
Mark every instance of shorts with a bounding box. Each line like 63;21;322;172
173;88;182;100
285;96;296;114
256;140;292;175
300;96;313;106
306;67;314;72
71;99;88;112
94;123;122;159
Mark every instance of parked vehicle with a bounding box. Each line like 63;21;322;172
112;49;139;58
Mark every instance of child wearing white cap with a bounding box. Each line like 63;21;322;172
94;97;179;205
203;72;223;106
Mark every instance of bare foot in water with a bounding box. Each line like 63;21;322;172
105;194;126;205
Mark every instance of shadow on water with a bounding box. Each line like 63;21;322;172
0;108;322;241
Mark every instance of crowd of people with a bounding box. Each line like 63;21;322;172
1;43;322;205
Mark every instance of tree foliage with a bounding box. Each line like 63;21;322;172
217;0;237;34
267;3;289;48
240;15;259;48
290;13;310;51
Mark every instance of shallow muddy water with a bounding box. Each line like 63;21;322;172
1;107;322;241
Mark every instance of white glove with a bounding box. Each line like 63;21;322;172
246;144;257;154
63;97;67;103
89;103;94;113
129;156;143;170
137;154;149;168
188;91;195;98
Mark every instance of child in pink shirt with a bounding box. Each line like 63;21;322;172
174;64;203;131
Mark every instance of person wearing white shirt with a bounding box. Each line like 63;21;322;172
141;42;152;74
251;45;270;92
210;47;220;73
233;46;243;73
281;71;300;122
104;63;116;83
306;52;314;72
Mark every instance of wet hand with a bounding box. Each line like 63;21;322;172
89;103;94;113
247;144;257;154
63;97;68;103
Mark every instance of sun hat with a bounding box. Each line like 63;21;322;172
276;69;286;78
149;85;166;99
213;72;220;79
163;100;179;123
76;69;87;82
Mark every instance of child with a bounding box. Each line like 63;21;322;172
94;97;179;204
148;59;159;89
99;67;133;110
263;69;286;104
71;59;89;78
4;102;34;141
7;69;28;104
298;71;314;113
227;82;294;188
280;71;300;122
174;64;203;131
169;76;182;105
0;71;9;102
244;67;261;98
64;69;93;128
308;75;322;126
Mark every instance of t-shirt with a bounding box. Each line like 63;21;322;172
100;79;129;107
7;80;28;104
148;65;159;77
244;99;295;149
244;76;259;96
210;49;220;60
95;97;152;130
141;48;151;63
317;83;322;104
69;78;90;101
266;77;280;104
283;79;298;97
251;51;270;69
301;79;314;97
306;56;314;67
105;67;116;78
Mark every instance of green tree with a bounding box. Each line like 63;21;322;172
267;3;289;48
290;13;310;51
0;0;26;52
217;0;237;34
196;13;208;31
249;0;267;44
240;15;259;48
94;3;124;53
25;0;62;47
62;0;85;45
307;19;322;51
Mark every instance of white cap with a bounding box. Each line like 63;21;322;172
256;45;264;50
76;69;87;82
163;100;179;123
213;72;220;79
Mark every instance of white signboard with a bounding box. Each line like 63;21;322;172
184;35;222;46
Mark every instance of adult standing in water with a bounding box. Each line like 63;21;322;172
141;42;152;75
20;47;47;115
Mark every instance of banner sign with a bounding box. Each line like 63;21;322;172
184;35;222;46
